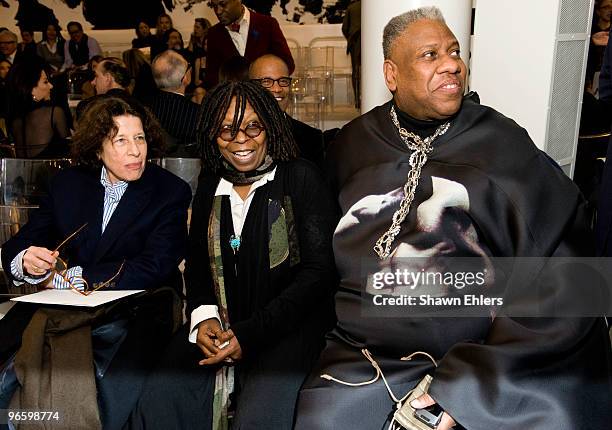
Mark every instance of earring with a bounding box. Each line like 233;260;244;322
32;94;38;102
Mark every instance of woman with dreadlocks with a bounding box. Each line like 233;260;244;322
128;81;337;430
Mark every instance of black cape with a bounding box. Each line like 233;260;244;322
295;95;612;430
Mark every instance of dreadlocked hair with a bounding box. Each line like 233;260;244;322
197;80;298;173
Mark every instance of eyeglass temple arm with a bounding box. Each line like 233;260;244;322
54;222;88;253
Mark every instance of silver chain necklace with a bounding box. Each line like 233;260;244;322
373;106;451;260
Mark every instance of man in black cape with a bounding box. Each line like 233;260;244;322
295;6;612;430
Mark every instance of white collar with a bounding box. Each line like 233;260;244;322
100;166;128;190
215;166;276;197
226;6;250;30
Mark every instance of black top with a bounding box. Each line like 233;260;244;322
131;35;157;49
185;159;337;356
288;115;325;171
10;105;70;158
393;100;453;139
150;90;200;157
321;94;611;429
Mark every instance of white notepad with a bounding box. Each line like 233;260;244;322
11;289;145;307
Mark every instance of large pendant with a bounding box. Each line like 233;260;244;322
229;235;241;253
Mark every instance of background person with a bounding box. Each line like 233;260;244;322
62;21;102;70
131;21;156;49
75;57;132;121
150;49;200;157
250;54;325;169
36;22;65;73
6;57;69;157
151;13;173;60
204;0;294;88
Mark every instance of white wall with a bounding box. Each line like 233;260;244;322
470;0;560;149
0;0;345;57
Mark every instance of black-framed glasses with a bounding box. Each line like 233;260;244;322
53;223;125;296
252;77;292;88
218;121;265;142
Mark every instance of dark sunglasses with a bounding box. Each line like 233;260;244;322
218;121;265;142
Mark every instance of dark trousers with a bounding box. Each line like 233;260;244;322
0;289;178;430
128;324;322;430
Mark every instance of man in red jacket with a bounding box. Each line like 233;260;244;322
204;0;294;88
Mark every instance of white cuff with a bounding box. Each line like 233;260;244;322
189;305;220;343
10;249;52;286
52;266;84;290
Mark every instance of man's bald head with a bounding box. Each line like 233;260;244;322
152;50;190;93
249;54;291;112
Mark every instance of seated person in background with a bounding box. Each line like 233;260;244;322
150;50;200;157
6;57;70;158
294;7;612;430
0;96;192;429
79;54;104;100
123;48;157;106
17;28;37;58
150;13;173;60
131;21;156;49
37;23;65;74
162;28;193;64
187;17;211;59
76;57;131;121
0;29;26;65
191;85;206;104
128;81;337;430
250;54;325;170
62;21;102;70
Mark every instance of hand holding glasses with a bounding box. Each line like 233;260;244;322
24;223;125;296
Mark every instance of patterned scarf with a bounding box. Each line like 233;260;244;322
206;167;300;429
220;155;275;185
207;197;233;430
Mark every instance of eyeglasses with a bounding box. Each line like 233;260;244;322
53;223;125;296
0;41;16;45
253;77;292;88
218;121;265;142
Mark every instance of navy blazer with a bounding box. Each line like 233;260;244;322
1;163;192;291
204;9;295;88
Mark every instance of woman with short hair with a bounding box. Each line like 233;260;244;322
0;95;192;429
36;23;65;72
131;21;156;49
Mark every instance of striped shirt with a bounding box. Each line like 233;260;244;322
10;166;128;289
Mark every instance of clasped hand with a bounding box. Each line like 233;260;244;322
196;318;242;365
